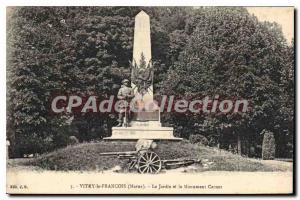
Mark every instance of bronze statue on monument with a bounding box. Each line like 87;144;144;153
116;79;134;127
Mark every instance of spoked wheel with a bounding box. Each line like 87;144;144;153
137;151;162;174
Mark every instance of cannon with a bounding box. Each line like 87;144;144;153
100;149;162;173
99;140;201;174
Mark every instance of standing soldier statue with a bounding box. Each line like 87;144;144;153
117;79;134;127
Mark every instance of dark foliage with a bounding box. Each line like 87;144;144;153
189;134;209;146
262;130;276;160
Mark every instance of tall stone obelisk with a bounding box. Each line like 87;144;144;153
131;11;153;105
133;11;151;67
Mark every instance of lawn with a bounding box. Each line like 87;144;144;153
20;140;292;172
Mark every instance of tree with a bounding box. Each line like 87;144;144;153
161;7;293;156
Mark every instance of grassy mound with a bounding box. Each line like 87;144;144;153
24;140;290;172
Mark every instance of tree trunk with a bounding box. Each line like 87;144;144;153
237;132;242;155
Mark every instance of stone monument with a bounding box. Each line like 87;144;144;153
105;11;181;141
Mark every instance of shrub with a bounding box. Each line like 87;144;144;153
68;136;79;145
189;134;209;146
262;130;276;160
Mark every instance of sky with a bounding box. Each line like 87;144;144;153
247;7;294;44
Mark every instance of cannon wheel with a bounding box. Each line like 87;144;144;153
137;151;162;174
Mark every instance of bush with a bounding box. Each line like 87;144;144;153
189;134;209;146
262;130;276;160
68;136;79;145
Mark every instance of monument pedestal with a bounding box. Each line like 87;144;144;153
104;110;182;141
105;126;181;141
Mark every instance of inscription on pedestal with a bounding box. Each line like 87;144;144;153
132;110;159;121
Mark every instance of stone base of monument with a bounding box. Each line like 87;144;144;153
104;110;182;141
104;126;182;141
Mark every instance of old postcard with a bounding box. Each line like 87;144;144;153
6;6;294;194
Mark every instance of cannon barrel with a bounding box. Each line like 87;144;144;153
99;151;137;156
163;159;201;169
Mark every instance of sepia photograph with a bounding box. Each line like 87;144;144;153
5;6;294;194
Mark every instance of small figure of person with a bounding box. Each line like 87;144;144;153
117;79;134;127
